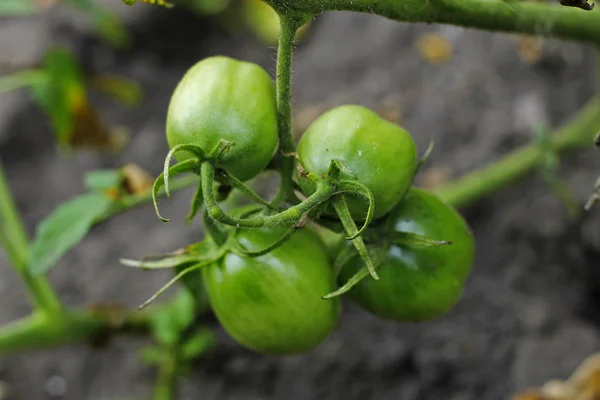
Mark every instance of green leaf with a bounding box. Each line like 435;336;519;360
31;48;86;147
0;70;47;94
140;345;166;365
179;0;230;15
29;193;113;276
89;75;143;107
0;0;38;16
180;328;214;360
84;169;123;192
150;290;196;346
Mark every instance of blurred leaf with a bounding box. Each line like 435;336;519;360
180;328;214;360
0;0;38;15
0;70;47;94
122;0;174;8
140;345;166;365
89;75;143;107
121;164;153;195
29;193;113;276
179;0;230;15
68;102;129;152
64;0;130;48
30;48;85;147
84;169;124;192
150;290;196;346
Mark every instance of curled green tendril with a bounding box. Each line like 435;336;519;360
163;144;206;198
153;159;200;222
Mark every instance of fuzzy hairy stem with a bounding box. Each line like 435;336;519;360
435;96;600;208
0;161;62;315
265;0;600;45
271;14;305;206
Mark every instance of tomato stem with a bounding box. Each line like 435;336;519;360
435;96;600;209
153;350;177;400
0;160;62;315
265;0;600;45
202;162;334;228
271;14;305;206
0;309;150;355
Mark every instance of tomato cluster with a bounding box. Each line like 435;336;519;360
130;55;475;355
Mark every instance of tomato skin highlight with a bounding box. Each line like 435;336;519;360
202;227;341;355
296;104;417;220
166;56;278;182
338;187;475;322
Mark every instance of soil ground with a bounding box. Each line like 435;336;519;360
1;3;600;400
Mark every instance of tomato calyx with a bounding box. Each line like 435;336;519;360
152;139;274;223
120;212;304;310
322;226;454;300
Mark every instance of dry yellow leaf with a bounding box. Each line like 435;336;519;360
122;163;154;195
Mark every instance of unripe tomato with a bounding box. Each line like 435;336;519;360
202;227;340;355
338;187;475;322
166;56;278;181
296;105;417;220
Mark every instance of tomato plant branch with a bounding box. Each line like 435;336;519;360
0;308;149;355
271;14;305;206
0;161;62;315
264;0;600;45
435;96;600;208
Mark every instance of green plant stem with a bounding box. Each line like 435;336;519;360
0;309;149;355
153;351;177;400
265;0;600;45
435;96;600;208
271;15;303;206
0;162;62;315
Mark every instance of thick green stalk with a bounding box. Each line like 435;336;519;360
0;310;150;355
0;312;104;354
435;96;600;208
271;14;304;205
265;0;600;45
0;162;62;314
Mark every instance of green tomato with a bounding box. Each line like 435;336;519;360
338;187;475;322
296;105;418;220
166;56;278;182
202;227;340;355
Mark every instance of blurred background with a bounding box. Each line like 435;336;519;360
1;1;600;399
